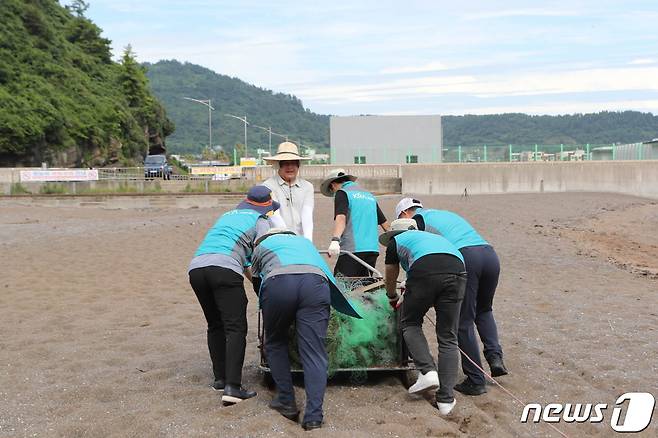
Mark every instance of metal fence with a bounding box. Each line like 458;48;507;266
5;143;655;186
442;143;657;163
97;167;220;181
97;167;143;180
245;164;402;180
325;142;658;165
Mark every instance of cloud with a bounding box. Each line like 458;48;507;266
380;61;450;75
296;75;477;103
85;0;658;118
331;98;658;117
444;99;658;116
629;58;658;65
294;66;658;104
464;8;581;20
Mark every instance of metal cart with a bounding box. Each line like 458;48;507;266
257;251;417;387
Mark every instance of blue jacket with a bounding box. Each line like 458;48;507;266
393;230;464;272
339;181;379;252
414;208;488;249
252;233;361;318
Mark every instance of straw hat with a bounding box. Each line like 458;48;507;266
378;218;418;246
320;168;357;197
254;228;296;246
263;141;311;163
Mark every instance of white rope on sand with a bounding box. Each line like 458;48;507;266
423;315;570;438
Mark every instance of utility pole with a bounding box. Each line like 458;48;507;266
225;114;249;158
183;97;214;150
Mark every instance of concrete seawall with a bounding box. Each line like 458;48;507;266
0;179;251;196
0;193;245;209
0;176;400;196
401;161;658;199
2;161;656;199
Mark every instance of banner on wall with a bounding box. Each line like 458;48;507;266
189;166;242;176
20;169;99;182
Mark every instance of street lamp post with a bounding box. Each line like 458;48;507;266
271;130;288;142
251;124;272;154
251;124;289;155
225;114;249;158
183;97;214;150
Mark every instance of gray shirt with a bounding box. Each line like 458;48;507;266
188;217;271;276
251;243;326;284
262;174;314;241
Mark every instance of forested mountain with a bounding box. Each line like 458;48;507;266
442;112;658;146
145;60;329;155
1;1;655;166
0;0;173;167
145;54;658;153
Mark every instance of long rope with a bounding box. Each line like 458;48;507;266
423;315;570;438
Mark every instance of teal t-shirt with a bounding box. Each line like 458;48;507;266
252;233;361;318
339;181;379;252
414;208;488;249
194;209;264;267
393;230;464;272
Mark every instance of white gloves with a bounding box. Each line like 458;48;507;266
328;240;340;257
399;280;406;292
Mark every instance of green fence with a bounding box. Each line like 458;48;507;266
331;142;657;164
442;143;657;163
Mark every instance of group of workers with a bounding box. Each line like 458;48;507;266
187;142;509;431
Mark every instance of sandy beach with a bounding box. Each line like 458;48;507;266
1;192;656;437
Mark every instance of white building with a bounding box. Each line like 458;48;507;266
330;115;442;164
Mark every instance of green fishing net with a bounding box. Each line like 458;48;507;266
286;279;400;375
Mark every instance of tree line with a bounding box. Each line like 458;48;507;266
1;1;656;166
0;0;172;167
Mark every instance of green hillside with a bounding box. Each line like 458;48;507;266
143;54;658;153
0;0;173;167
145;60;329;156
442;112;658;146
1;0;656;167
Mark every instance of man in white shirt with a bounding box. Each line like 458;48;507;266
262;142;315;241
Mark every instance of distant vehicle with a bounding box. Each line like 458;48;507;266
144;154;172;180
211;173;231;181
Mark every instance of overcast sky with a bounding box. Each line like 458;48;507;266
79;0;658;116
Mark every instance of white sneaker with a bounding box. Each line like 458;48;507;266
437;399;456;415
408;370;439;394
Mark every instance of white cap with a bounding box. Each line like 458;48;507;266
395;197;423;219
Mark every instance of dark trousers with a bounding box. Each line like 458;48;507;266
401;270;466;403
334;251;378;277
458;245;503;385
261;273;331;423
189;266;247;386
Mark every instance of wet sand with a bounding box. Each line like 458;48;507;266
1;192;656;437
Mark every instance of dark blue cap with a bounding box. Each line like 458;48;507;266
236;185;280;215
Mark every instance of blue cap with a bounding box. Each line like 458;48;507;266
236;185;280;215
